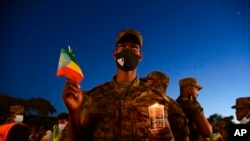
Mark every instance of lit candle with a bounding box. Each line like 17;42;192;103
148;103;165;130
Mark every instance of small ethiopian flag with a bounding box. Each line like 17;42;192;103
56;46;84;83
52;125;60;141
209;132;223;141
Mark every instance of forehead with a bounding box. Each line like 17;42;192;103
58;119;67;123
189;86;198;90
236;107;249;110
118;34;140;45
117;41;140;49
117;41;139;45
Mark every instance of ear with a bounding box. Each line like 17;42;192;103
155;79;161;86
138;52;143;61
113;50;117;59
187;86;193;94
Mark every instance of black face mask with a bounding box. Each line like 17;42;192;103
115;49;140;71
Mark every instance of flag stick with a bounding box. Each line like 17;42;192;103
68;45;71;51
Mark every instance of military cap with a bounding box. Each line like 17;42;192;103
10;105;24;114
179;77;203;90
145;71;170;87
231;97;250;109
116;28;143;47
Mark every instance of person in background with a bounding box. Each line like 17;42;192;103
176;78;213;141
227;97;250;141
40;112;69;141
0;105;30;141
28;126;40;141
141;71;190;141
231;97;250;125
56;112;69;140
61;28;175;141
40;129;52;141
214;119;227;141
6;105;25;124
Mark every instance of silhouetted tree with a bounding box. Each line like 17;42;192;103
0;93;57;116
25;97;57;116
208;113;223;124
208;113;234;125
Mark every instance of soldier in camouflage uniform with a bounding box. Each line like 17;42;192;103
231;97;250;125
62;29;175;141
176;78;213;141
6;105;25;123
141;71;190;141
226;97;250;141
0;105;30;141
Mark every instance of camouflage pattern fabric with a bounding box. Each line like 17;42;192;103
176;96;204;141
10;105;24;115
141;71;190;141
166;96;190;141
116;29;143;47
231;97;250;109
148;86;189;141
81;76;170;141
179;78;203;90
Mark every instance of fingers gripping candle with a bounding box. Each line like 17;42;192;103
148;103;166;130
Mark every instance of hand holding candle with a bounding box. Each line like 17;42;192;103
148;103;166;130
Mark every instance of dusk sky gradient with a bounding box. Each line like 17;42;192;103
1;0;250;122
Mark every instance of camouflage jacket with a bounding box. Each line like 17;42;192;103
80;76;170;141
165;96;189;141
176;96;204;141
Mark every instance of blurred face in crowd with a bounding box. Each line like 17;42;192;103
235;107;250;121
13;113;24;123
114;42;142;62
58;119;68;131
190;86;199;99
113;41;143;71
182;86;199;99
115;42;141;56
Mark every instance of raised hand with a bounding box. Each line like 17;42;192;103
62;79;83;112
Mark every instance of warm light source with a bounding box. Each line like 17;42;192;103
148;103;165;130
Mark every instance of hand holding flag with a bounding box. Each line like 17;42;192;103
56;46;84;83
203;132;223;141
52;125;60;141
209;132;223;141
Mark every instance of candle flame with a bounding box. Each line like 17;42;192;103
152;102;159;107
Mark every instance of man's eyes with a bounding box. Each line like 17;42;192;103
118;44;125;48
131;45;139;49
117;44;139;50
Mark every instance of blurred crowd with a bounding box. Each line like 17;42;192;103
0;105;68;141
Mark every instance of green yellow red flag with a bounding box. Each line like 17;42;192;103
52;125;60;141
203;132;223;141
56;46;84;83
